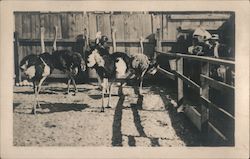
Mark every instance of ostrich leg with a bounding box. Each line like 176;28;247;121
139;70;146;96
32;84;38;115
37;76;46;94
67;78;71;94
71;77;78;95
35;76;47;111
106;82;113;108
101;84;105;112
101;78;108;112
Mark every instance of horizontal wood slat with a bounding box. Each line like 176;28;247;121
184;106;202;131
208;122;227;141
18;38;81;44
17;38;157;44
175;71;201;93
200;96;234;120
170;14;231;20
157;66;176;80
200;74;234;92
156;51;235;66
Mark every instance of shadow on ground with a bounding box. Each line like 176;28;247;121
37;103;89;114
158;88;201;146
13;102;21;110
111;92;165;147
14;87;92;95
111;78;201;147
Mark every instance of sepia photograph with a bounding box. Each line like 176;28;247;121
13;10;235;147
0;1;249;159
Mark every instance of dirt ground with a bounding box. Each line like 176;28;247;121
13;82;201;146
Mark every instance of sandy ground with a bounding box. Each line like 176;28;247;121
13;82;201;146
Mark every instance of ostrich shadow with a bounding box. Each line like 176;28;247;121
39;102;89;114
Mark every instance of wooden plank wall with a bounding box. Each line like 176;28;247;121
14;11;233;79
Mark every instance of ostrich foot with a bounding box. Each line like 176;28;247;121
31;108;36;115
106;105;112;109
101;107;104;112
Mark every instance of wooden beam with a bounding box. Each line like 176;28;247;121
154;28;162;59
208;122;227;141
18;39;154;44
157;66;176;80
112;39;150;43
156;28;162;49
180;21;225;31
149;11;233;14
18;39;176;47
14;32;21;83
155;51;235;67
178;53;235;66
169;13;231;20
111;27;117;53
176;57;184;107
200;61;209;145
19;38;80;44
175;71;201;93
200;96;234;120
184;106;201;131
140;37;144;54
200;74;234;92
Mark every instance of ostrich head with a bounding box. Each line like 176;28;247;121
20;54;38;71
95;32;109;50
97;36;109;51
20;54;40;79
147;59;158;75
95;31;102;44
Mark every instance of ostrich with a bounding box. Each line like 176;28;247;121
52;26;86;95
86;31;158;112
19;27;54;114
20;27;85;114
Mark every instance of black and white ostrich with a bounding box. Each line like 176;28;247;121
52;26;86;94
19;27;54;114
20;52;55;114
20;27;85;114
86;31;158;112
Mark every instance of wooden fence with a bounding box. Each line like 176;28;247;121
156;47;235;145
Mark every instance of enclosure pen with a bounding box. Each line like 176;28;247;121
13;11;235;146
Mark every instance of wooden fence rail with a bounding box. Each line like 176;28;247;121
155;51;235;66
155;50;235;146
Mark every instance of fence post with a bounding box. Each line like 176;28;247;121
176;57;184;108
200;61;210;145
156;28;162;52
83;27;89;55
154;28;162;61
111;26;117;53
14;32;21;83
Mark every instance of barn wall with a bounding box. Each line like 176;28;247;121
14;11;234;79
